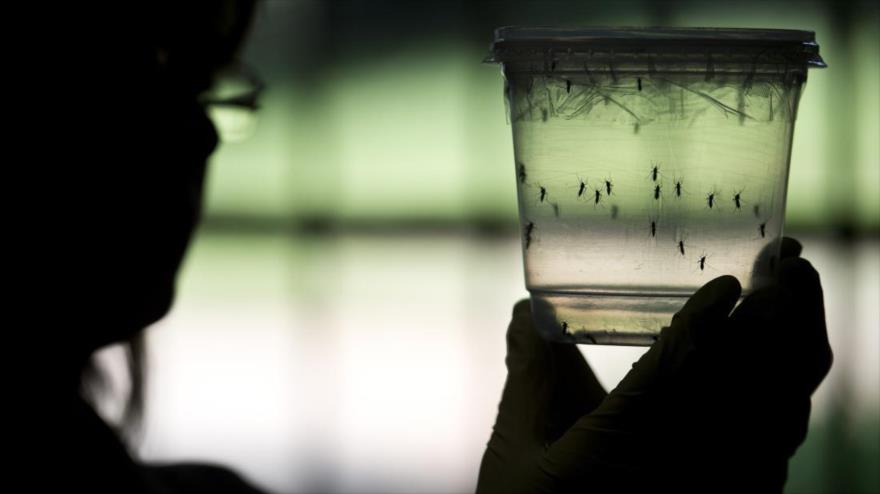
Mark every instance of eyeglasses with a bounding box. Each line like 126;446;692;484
201;61;266;142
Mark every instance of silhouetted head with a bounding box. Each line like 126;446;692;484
63;1;257;367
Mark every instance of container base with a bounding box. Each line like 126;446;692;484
529;289;692;346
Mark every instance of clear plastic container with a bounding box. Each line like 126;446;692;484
487;27;825;345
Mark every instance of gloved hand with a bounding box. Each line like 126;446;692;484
477;237;832;493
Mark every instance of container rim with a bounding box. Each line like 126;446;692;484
487;26;826;68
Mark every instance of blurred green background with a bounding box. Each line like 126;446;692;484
125;1;880;493
203;0;879;231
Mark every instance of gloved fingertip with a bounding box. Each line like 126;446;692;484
780;237;803;260
506;300;532;347
680;275;742;319
668;275;741;350
513;298;531;317
709;275;743;304
505;298;549;373
779;258;821;299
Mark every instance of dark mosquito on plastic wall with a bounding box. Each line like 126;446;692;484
673;177;684;199
524;221;535;249
756;213;773;239
733;188;745;210
576;176;588;198
676;231;690;257
649;162;661;182
706;187;721;210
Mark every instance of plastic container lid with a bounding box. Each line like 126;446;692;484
487;27;826;69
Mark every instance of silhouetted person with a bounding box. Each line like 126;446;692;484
55;2;266;492
51;2;831;493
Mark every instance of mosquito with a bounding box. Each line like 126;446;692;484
593;188;602;206
524;221;535;249
706;190;718;209
650;162;660;182
698;254;708;271
517;162;527;184
604;177;614;196
654;184;661;200
733;189;745;210
759;222;767;238
650;218;657;237
673;178;684;198
637;77;642;91
577;176;587;198
676;231;689;256
539;185;548;203
566;79;572;93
